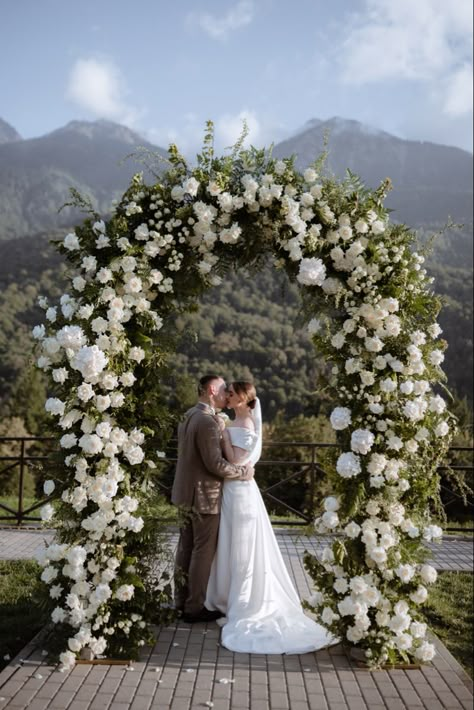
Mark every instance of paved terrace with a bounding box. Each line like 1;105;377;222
0;528;472;710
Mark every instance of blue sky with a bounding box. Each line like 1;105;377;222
1;0;472;154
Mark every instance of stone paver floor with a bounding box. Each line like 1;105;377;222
0;526;472;572
0;527;472;709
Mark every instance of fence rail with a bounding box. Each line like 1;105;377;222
1;436;472;530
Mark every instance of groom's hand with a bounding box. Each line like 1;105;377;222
239;464;254;481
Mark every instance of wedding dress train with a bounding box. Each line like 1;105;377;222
205;401;337;654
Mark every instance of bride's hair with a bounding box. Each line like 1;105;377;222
232;381;257;409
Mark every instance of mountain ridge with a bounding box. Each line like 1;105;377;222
0;115;472;238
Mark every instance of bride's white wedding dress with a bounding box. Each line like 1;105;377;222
205;399;337;654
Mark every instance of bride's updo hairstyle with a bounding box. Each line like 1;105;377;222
232;381;257;410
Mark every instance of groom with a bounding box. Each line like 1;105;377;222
172;374;254;623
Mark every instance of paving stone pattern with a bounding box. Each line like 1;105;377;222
0;528;472;709
0;528;472;572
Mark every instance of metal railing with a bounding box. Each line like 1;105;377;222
0;436;472;530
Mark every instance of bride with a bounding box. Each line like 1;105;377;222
205;381;337;654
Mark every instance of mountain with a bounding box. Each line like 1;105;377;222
0;118;22;145
273;117;473;226
0;115;472;238
0;119;166;240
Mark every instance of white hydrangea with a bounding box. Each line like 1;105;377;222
420;564;437;584
72;346;108;381
330;407;352;430
336;452;361;478
297;257;327;286
351;429;375;455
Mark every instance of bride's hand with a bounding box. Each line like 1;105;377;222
240;464;254;481
214;415;226;433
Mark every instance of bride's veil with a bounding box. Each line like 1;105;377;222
243;397;262;466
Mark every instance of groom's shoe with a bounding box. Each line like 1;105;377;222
182;608;225;623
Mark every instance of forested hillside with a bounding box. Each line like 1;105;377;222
0;226;471;436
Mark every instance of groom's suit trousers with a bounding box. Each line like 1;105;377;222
175;513;220;614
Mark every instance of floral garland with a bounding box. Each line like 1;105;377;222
33;124;454;670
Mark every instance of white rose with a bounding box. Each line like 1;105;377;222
410;621;427;638
333;578;349;594
321;606;339;625
322;511;339;529
365;336;384;352
303;168;318;183
77;383;94;402
434;421;450;437
41;566;58;584
428;323;443;338
395;634;413;651
331;332;346;350
428;395;446;413
64;232;80;250
121;372;136;387
79;434;104;455
403;398;427;422
369;547;387;565
308;591;324;607
171;186;185;201
41;503;55;521
360;370;375;386
344;522;361;538
45;398;66;417
323;496;340;512
95;395;111;412
354;218;369;234
115;584;135;601
414;641;436;662
321;277;341;295
43;480;55;496
60;434;77;449
396;564;416;583
371;220;385;234
380;378;397;393
420;564;437;584
183;177;200;196
124;445;145;465
129;347;145;362
32;324;46;339
367;453;387;475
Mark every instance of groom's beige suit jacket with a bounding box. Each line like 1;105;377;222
171;402;245;514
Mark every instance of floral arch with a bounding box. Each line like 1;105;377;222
34;124;455;670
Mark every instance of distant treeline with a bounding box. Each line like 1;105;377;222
0;226;472;438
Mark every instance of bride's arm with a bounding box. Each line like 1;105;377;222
221;429;238;463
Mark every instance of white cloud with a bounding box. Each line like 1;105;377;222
187;1;254;40
146;109;275;159
340;0;473;117
66;57;142;126
215;109;262;148
443;63;473;117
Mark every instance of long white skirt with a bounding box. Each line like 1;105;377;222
205;479;337;654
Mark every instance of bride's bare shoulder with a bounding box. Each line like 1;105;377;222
241;416;255;431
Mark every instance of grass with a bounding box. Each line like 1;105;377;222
423;571;474;678
0;560;48;671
